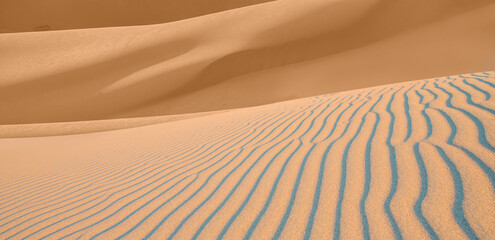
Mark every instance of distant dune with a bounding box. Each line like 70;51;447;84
1;0;495;239
0;110;228;138
0;72;494;239
0;0;274;33
1;0;494;124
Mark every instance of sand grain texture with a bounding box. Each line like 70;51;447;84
1;0;495;239
1;73;495;239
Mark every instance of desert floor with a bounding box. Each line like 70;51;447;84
1;0;495;239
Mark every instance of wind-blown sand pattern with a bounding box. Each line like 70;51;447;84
1;0;495;239
1;72;494;239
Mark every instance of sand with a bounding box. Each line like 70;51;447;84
0;72;494;239
1;0;495;239
1;0;495;124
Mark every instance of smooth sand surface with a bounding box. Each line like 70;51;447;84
0;72;494;239
1;0;494;123
0;109;228;138
0;0;275;33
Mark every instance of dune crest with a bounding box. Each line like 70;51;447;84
1;0;495;238
1;0;494;124
0;72;494;239
0;110;228;138
0;0;274;33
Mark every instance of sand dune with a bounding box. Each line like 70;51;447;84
1;0;494;123
0;72;494;239
1;0;495;239
0;109;228;138
0;0;274;33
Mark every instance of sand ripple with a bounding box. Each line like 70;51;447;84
0;72;494;239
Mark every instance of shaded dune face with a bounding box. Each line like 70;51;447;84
1;0;495;124
0;72;494;239
0;0;275;33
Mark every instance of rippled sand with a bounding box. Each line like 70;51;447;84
1;72;494;239
1;0;495;239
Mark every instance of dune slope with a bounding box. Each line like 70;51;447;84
0;0;274;32
1;72;494;239
1;0;494;124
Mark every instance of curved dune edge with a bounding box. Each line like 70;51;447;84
0;109;228;138
0;71;494;239
1;0;494;124
0;0;274;33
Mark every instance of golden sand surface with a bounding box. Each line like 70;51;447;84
1;0;495;239
1;0;494;124
0;72;494;239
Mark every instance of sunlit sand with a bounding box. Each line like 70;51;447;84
1;0;494;239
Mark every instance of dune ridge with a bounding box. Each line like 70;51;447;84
0;109;228;138
0;0;275;33
1;0;494;124
0;72;494;239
